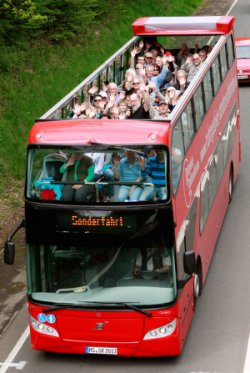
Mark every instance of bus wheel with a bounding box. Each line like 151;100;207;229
228;167;234;203
194;262;202;298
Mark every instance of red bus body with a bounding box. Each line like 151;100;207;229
23;16;240;356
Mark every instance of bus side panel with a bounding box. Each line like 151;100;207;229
198;123;240;284
177;278;195;352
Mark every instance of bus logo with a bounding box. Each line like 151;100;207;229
92;321;108;331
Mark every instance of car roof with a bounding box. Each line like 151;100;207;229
235;38;250;46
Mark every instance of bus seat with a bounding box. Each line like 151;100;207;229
39;154;67;181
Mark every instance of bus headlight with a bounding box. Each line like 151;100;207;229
30;316;59;337
143;318;176;340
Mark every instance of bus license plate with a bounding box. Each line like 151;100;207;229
86;346;118;355
238;75;248;80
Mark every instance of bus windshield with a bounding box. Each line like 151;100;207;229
27;235;177;308
26;145;169;204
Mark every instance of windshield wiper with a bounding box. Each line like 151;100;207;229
80;301;151;317
42;304;81;313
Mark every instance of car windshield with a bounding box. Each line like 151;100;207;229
236;45;250;59
27;237;177;308
26;145;169;204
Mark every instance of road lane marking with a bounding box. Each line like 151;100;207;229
243;331;250;373
0;326;29;373
226;0;239;15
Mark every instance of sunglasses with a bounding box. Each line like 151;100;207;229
94;99;101;102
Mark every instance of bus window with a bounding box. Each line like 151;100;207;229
207;156;218;206
200;171;210;232
171;120;184;194
227;35;235;67
181;101;195;152
193;84;205;130
220;44;228;80
203;69;214;110
211;56;221;94
26;146;169;204
27;239;177;307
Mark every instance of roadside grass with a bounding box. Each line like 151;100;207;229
0;0;202;207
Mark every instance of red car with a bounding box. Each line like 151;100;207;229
235;38;250;82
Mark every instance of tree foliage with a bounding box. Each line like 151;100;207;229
0;0;111;44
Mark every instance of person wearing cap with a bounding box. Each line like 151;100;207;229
149;99;169;120
144;52;154;66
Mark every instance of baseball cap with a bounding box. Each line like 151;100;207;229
99;91;108;98
145;52;153;58
159;100;168;105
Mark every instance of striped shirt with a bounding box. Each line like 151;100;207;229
143;156;166;187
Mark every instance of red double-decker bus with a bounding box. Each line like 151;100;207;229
5;16;240;356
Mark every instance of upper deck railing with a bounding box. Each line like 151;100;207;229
40;36;139;120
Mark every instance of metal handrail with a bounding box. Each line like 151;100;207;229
40;36;139;120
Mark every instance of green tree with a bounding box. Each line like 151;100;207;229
0;0;112;44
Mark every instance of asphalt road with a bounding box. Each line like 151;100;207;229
1;0;250;372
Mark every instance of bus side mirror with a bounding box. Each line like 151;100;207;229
4;240;16;265
184;250;195;275
3;217;25;265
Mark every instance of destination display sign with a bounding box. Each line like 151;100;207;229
56;212;136;232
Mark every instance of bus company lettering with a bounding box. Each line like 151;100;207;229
183;157;200;207
200;77;237;163
72;215;124;227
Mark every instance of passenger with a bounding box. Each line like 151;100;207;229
112;100;130;119
101;153;121;202
131;78;145;98
136;55;146;67
139;148;167;201
145;63;170;90
60;153;94;202
117;151;143;202
143;36;163;55
155;56;163;70
149;100;169;120
89;94;105;119
122;68;137;96
133;247;170;276
99;91;109;109
106;82;120;106
144;52;154;66
152;64;161;77
181;53;202;82
174;70;190;93
86;152;117;202
176;43;190;67
163;53;178;87
164;87;180;112
127;92;150;119
70;97;82;118
199;49;208;63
